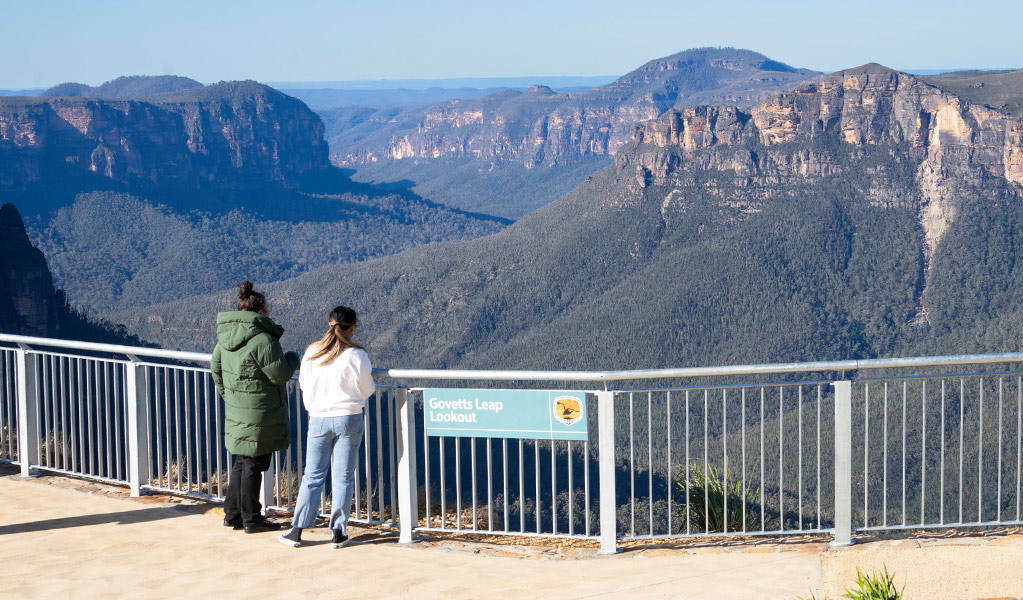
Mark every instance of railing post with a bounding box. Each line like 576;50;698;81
125;358;150;496
15;347;39;477
596;390;619;554
395;388;420;543
832;380;854;547
261;455;277;514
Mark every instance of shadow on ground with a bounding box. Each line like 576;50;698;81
0;505;192;535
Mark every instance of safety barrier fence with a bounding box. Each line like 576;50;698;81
3;333;1023;553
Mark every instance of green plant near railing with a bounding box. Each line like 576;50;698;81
672;463;759;533
799;566;903;600
843;567;902;600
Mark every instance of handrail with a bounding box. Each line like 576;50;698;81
0;333;210;363
5;333;1023;384
380;353;1023;382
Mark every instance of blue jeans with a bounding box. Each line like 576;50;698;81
291;414;364;533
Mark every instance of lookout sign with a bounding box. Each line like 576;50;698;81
423;389;588;441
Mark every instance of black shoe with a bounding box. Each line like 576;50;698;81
244;518;283;534
278;527;302;548
223;518;243;530
331;529;351;549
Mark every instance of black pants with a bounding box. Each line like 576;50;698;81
223;453;273;526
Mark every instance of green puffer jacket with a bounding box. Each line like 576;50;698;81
211;311;300;457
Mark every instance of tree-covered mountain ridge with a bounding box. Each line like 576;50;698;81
619;64;1023;261
329;48;819;218
40;75;204;99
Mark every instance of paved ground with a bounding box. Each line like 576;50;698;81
1;468;1022;599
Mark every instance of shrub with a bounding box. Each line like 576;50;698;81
843;567;902;600
799;567;904;600
672;462;759;533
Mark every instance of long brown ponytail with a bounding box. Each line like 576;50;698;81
307;305;363;364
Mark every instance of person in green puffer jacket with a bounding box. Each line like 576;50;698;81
211;281;300;534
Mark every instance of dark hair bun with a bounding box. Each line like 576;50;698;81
235;280;266;313
329;305;357;327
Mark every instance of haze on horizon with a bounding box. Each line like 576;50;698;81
2;0;1022;89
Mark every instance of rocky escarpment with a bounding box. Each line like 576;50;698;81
616;64;1023;259
0;81;330;193
332;48;818;168
0;203;57;336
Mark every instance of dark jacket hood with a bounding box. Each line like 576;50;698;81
215;311;285;351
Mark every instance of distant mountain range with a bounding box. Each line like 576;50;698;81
276;86;601;110
114;64;1023;376
327;48;821;218
0;88;45;97
330;48;819;168
0;76;507;313
8;56;1023;378
268;76;619;91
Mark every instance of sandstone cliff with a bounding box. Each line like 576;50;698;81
331;48;818;169
0;203;57;336
615;64;1023;259
0;81;330;194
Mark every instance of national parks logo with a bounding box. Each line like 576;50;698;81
553;395;583;426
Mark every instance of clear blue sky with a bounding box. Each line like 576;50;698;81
3;0;1021;88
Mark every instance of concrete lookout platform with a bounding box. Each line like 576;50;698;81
1;469;1022;599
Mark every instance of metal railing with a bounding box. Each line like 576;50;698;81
3;333;1023;553
0;334;404;532
852;373;1023;532
610;382;834;541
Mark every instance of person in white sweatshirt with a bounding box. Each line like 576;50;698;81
279;306;374;549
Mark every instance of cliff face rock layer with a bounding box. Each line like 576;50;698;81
331;48;818;168
617;65;1023;258
0;203;56;336
0;81;330;193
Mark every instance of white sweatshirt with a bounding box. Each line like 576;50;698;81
298;346;375;417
